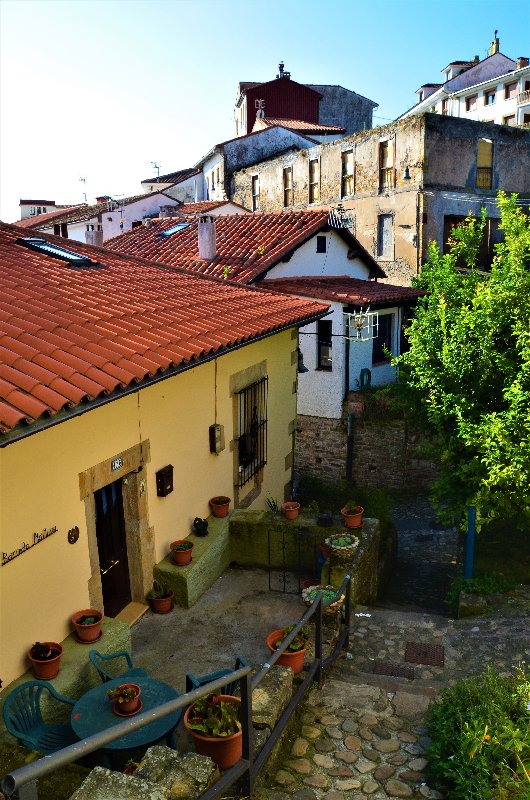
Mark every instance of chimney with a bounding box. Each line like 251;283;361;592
276;62;291;79
85;230;103;246
159;205;180;217
143;217;154;227
473;55;479;65
516;56;529;69
95;195;108;204
489;30;499;56
198;216;216;261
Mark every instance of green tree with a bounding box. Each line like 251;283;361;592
396;192;530;526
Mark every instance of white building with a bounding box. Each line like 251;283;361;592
16;192;176;244
400;34;530;128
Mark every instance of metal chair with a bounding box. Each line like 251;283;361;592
185;656;249;695
88;649;148;683
3;680;79;754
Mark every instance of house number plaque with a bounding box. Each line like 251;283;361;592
111;457;123;472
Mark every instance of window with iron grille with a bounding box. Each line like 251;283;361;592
236;377;268;487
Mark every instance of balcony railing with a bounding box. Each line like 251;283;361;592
379;167;394;193
517;89;530;105
476;167;493;189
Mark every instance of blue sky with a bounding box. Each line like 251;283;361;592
0;0;528;221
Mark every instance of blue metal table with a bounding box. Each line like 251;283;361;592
71;675;180;751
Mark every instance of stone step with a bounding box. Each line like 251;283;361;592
69;746;219;800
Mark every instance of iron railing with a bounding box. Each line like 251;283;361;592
476;167;493;189
1;574;351;800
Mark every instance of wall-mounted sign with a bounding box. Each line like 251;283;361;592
111;457;123;472
2;525;59;566
68;526;80;544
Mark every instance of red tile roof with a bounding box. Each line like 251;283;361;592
0;222;328;436
17;193;172;230
260;118;346;134
105;211;385;282
172;201;250;214
141;167;200;185
258;276;426;306
16;206;85;229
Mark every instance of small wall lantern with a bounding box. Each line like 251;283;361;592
156;465;174;497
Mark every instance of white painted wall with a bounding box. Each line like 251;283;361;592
262;230;371;281
297;303;345;419
347;307;400;390
37;193;174;242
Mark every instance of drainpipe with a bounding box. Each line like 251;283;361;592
344;333;354;481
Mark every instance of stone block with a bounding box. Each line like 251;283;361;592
69;766;167;800
154;515;231;608
252;665;292;730
458;591;489;618
134;746;218;798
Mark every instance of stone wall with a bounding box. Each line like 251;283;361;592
295;399;439;490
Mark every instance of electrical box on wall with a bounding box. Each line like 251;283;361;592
209;424;225;454
156;464;174;497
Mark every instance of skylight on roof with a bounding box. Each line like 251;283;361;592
158;223;191;238
17;237;99;268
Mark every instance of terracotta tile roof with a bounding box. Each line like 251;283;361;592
0;222;328;436
16;206;84;229
172;201;250;214
257;276;426;306
141;167;200;185
105;211;385;283
260;118;346;134
19;193;170;230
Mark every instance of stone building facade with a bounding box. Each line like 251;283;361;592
231;113;530;285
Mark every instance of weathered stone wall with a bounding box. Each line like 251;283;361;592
295;402;439;490
294;414;348;484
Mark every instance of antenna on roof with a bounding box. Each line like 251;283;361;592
151;162;161;182
79;177;87;204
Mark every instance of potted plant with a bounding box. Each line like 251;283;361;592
108;683;141;715
326;532;360;562
193;517;209;537
27;641;64;679
301;584;345;616
281;501;300;520
146;580;174;613
123;759;140;776
209;496;231;518
340;501;364;529
170;539;193;565
71;608;103;643
266;624;312;674
184;690;242;769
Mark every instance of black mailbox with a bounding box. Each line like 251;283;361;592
156;464;174;497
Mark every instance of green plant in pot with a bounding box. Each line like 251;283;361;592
71;608;103;643
107;683;141;714
193;517;209;536
340;500;364;529
146;580;174;613
266;623;312;674
326;532;360;562
170;539;193;565
184;690;242;769
27;641;64;679
209;495;231;518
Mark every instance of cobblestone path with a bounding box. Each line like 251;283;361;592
257;495;530;800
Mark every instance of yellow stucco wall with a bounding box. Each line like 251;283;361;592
0;330;297;684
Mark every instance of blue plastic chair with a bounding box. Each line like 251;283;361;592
88;649;148;683
185;656;249;695
3;680;79;754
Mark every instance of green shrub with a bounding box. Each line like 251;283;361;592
447;572;519;609
427;666;530;799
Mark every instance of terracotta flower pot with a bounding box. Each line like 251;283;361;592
282;501;300;520
27;642;63;679
340;505;364;529
184;696;242;770
110;683;141;714
170;540;193;565
71;608;103;643
149;591;174;614
266;628;307;674
209;497;231;518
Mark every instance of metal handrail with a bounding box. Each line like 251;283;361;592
1;573;351;800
